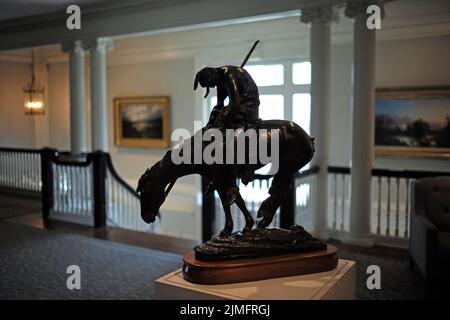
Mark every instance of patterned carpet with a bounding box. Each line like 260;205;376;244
0;193;41;220
0;222;181;299
0;193;440;300
336;247;428;299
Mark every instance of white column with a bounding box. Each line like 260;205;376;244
301;6;336;239
85;38;113;152
61;41;87;154
345;1;384;246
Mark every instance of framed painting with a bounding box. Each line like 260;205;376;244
114;96;170;148
375;87;450;159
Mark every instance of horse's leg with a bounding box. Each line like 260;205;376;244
217;187;233;236
257;169;294;228
234;193;254;233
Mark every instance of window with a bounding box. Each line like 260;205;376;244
259;95;284;120
245;64;284;87
205;60;311;174
292;61;311;85
207;60;311;127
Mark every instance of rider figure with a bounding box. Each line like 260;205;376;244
194;66;260;204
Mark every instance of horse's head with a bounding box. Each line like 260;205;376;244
136;168;165;224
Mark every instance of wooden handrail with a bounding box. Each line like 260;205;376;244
51;152;93;166
104;153;140;200
0;147;41;153
328;165;450;179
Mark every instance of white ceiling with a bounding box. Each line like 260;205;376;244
0;0;113;21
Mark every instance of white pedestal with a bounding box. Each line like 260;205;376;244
155;259;355;300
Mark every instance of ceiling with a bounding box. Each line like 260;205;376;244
0;0;113;21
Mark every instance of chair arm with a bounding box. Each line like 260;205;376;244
410;214;438;276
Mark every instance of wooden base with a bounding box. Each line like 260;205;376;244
182;244;338;285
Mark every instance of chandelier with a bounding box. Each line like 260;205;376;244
23;50;45;115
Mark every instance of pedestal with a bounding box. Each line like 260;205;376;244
184;245;338;285
155;259;356;300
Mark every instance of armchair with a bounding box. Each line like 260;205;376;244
410;177;450;284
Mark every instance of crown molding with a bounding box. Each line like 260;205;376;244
0;0;344;51
0;0;448;65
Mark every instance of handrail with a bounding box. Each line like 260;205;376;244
104;153;140;200
0;147;41;153
51;151;92;167
253;166;320;180
328;166;351;174
328;165;450;179
371;168;450;179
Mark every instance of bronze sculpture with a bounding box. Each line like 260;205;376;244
137;42;336;282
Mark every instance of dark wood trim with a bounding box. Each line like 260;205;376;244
328;166;351;174
104;153;139;199
40;148;56;220
182;245;338;285
92;151;107;228
372;168;450;179
328;165;450;179
51;152;92;166
0;147;41;153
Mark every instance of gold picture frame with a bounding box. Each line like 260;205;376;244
114;96;170;148
375;86;450;159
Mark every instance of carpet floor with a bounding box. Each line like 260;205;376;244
336;247;430;300
0;193;442;300
0;193;41;220
0;222;181;299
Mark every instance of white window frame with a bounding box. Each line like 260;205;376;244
203;58;311;123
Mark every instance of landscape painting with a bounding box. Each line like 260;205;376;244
375;87;450;158
114;97;170;148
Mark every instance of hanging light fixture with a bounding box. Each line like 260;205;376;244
23;50;45;115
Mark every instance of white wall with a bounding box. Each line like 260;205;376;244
47;62;71;150
0;61;36;148
107;59;195;183
329;35;450;171
0;0;449;240
106;58;201;239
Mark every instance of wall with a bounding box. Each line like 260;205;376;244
106;58;201;239
0;61;36;148
47;62;71;150
0;0;449;240
329;35;450;171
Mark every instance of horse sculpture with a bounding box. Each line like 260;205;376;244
136;119;315;236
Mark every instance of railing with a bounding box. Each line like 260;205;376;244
0;147;41;192
50;152;94;221
205;166;319;241
105;154;160;233
328;166;450;241
204;164;450;246
39;148;160;232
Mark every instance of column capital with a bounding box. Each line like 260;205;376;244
83;37;113;53
345;1;385;19
300;5;339;24
61;40;84;55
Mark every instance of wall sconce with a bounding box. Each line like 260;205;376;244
23;50;45;115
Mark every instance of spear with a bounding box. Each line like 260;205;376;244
240;40;259;68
